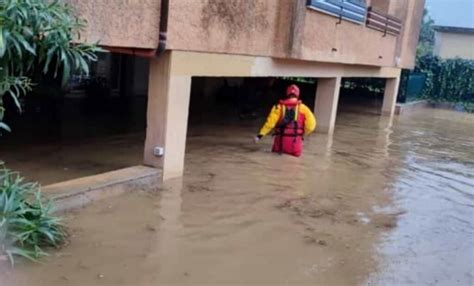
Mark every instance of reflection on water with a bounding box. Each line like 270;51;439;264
2;108;473;286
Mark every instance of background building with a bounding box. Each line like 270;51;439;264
434;26;474;60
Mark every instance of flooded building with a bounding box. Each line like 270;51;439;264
1;0;425;183
5;2;474;286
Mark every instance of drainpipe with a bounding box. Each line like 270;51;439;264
157;0;169;55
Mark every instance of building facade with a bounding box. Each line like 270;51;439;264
66;0;425;180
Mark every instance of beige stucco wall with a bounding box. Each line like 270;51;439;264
369;0;390;13
166;0;423;68
167;0;290;58
66;0;161;49
298;10;397;66
169;51;401;78
66;0;423;68
395;0;424;69
434;31;474;60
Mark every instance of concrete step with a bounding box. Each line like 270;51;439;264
43;165;161;212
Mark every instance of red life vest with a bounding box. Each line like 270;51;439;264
272;98;305;157
274;99;305;136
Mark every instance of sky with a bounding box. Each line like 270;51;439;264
425;0;474;28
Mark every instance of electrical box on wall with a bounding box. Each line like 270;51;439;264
154;147;165;157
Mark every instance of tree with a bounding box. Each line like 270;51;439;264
416;8;435;57
0;0;101;131
0;0;101;264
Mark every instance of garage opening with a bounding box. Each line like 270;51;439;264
337;78;386;115
185;77;316;170
183;76;317;178
0;53;149;185
187;76;316;137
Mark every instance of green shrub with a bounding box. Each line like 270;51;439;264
0;165;65;265
0;0;101;131
464;102;474;113
416;55;474;103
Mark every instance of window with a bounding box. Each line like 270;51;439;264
306;0;367;25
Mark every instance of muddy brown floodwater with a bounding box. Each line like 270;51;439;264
1;108;473;286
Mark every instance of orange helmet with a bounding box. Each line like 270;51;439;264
286;84;300;98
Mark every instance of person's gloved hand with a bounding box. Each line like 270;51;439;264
254;134;263;143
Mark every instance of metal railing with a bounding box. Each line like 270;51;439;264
305;1;403;38
366;7;402;36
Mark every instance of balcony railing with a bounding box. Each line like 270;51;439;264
365;7;402;36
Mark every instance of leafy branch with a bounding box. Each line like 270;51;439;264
0;165;66;265
0;0;102;131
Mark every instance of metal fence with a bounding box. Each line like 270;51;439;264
398;71;427;103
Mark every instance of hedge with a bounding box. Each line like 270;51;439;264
415;55;474;104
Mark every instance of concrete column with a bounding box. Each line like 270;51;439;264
144;52;191;181
381;77;401;117
314;77;342;135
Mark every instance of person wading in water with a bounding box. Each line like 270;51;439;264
255;84;316;157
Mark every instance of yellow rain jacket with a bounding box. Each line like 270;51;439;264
258;102;317;137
